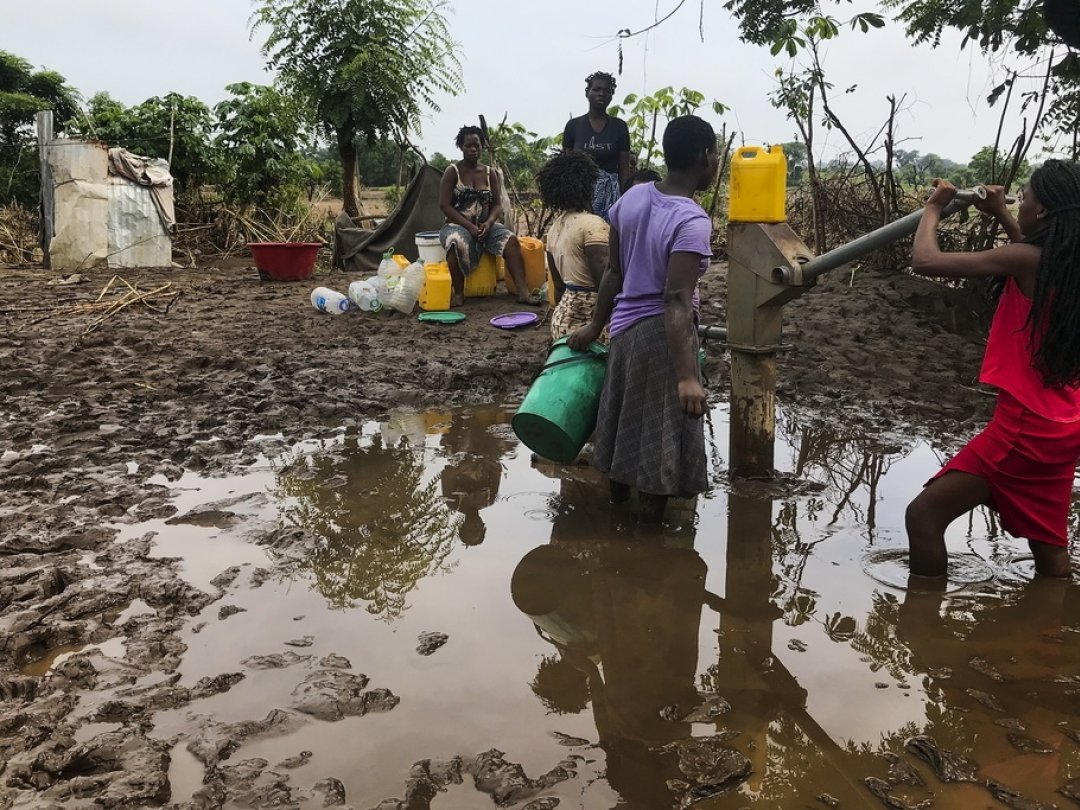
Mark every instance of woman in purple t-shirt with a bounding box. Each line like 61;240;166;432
569;116;718;522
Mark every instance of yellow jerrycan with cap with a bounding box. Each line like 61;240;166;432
728;144;787;223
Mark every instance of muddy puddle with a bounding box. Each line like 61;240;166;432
79;405;1080;808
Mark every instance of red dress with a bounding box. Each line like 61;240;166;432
933;278;1080;547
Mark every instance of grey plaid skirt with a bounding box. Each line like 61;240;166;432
592;315;709;497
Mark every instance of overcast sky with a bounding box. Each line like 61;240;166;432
4;0;1053;166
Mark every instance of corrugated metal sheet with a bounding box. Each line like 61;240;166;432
48;141;109;270
45;139;173;270
107;177;171;268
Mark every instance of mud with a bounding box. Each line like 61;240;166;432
0;258;1027;808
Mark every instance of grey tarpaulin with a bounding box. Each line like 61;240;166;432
334;164;445;273
107;148;176;233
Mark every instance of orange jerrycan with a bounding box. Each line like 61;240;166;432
505;236;547;296
729;145;787;223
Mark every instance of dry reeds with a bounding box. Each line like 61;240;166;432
9;275;181;334
0;204;39;265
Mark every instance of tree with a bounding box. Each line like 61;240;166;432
253;0;463;218
429;151;451;171
609;86;727;167
72;92;222;195
215;82;309;209
0;50;80;205
714;0;1079;156
966;145;1030;187
780;139;808;183
355;137;423;187
0;51;80;145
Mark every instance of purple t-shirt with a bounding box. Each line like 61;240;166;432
607;182;713;337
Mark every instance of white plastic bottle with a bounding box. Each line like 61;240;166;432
347;280;383;312
377;249;401;280
310;287;354;314
383;260;425;314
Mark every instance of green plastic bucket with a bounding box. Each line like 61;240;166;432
513;338;608;463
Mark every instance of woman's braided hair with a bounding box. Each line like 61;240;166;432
585;72;616;91
1026;159;1080;387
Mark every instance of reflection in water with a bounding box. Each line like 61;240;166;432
248;403;1080;806
511;477;710;808
510;408;1080;807
272;427;461;620
884;577;1080;793
439;409;516;546
269;408;517;619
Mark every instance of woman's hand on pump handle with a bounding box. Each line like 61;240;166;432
925;178;958;209
973;184;1010;216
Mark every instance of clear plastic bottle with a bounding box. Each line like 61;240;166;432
347;280;383;312
383;260;425;314
366;275;389;299
310;286;354;314
378;249;401;280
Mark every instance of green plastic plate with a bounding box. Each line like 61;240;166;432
417;311;466;324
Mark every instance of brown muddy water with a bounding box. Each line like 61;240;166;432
104;406;1080;808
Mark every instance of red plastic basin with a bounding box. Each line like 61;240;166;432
248;242;321;281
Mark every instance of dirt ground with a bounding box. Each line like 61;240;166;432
0;255;994;807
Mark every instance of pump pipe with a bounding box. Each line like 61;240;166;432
696;324;728;341
772;187;1017;286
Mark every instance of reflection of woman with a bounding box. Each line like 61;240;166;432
562;72;631;220
439;409;514;546
894;576;1078;789
537;152;609;343
439;126;543;308
511;529;708;806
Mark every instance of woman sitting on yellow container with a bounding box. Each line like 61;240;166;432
538;151;610;342
438;126;542;308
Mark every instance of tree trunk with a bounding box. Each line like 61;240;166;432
337;129;360;220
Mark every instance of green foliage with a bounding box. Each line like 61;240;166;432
781;139;808;183
486;121;558;192
215;82;308;209
484;121;560;234
253;0;463;215
301;146;344;198
719;0;1079;155
429;151;451;171
966;144;1030;186
255;0;462;142
0;51;80;205
72;92;223;195
609;86;727;166
0;51;80;145
354;137;422;187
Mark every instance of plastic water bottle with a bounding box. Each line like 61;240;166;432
383;261;425;314
310;286;354;314
378;249;400;280
347;280;383;312
366;275;389;299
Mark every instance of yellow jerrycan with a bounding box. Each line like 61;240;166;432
728;145;787;223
